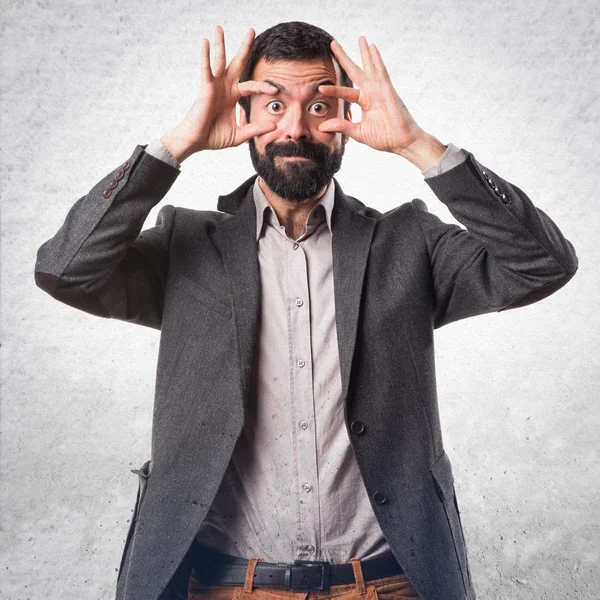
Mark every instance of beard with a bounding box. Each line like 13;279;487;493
249;135;346;203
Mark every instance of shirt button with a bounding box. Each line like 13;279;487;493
293;242;299;250
299;420;308;429
302;482;312;492
297;359;305;368
307;545;315;554
295;298;303;307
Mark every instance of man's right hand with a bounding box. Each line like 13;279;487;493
160;25;279;163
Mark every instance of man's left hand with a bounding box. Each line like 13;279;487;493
318;37;431;157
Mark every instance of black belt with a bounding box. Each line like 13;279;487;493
191;544;404;591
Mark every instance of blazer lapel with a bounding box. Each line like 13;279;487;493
330;179;377;403
215;175;377;408
215;176;261;411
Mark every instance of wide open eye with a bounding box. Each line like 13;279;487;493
310;102;330;116
266;101;284;114
266;101;331;116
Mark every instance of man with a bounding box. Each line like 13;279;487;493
34;20;578;600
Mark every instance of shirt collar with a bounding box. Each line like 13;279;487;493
252;176;335;241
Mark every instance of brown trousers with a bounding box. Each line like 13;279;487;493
187;556;421;600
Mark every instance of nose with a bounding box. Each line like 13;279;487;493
281;105;311;141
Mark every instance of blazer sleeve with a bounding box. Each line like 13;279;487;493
34;144;181;330
411;149;579;329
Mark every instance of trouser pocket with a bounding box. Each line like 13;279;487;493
370;573;421;600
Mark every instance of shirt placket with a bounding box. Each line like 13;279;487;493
287;234;321;560
262;202;326;561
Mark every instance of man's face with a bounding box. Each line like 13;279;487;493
242;56;350;203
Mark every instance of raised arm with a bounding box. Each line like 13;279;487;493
412;154;578;328
317;35;578;328
34;25;280;329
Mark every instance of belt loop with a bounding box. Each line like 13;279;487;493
350;557;367;595
243;556;261;593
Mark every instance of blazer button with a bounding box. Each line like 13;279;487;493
123;160;131;170
351;420;365;435
108;179;119;190
115;168;125;180
103;189;112;198
373;490;387;504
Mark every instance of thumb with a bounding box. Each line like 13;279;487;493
234;121;277;146
318;118;359;139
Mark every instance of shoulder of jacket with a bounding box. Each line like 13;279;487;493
342;194;420;221
371;199;427;225
410;198;429;213
162;205;229;225
176;206;227;219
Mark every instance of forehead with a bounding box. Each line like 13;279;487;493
251;56;341;92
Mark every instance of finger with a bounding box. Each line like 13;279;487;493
236;80;279;98
318;117;360;139
359;36;375;74
226;28;255;79
369;43;390;80
329;39;364;85
318;84;361;104
212;25;226;77
234;121;277;146
201;38;213;82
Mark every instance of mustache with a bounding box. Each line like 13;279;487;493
266;142;327;161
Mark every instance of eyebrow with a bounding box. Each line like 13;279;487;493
262;78;336;96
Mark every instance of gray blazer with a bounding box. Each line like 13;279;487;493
34;144;579;600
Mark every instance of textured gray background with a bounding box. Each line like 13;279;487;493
1;1;598;598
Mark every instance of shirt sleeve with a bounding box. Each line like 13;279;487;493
421;143;468;178
145;138;182;170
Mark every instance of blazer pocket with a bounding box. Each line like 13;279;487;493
170;272;232;320
430;451;470;593
117;459;152;581
430;450;454;501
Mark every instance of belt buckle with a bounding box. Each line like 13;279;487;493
290;559;331;591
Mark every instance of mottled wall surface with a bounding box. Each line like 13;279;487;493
1;1;598;598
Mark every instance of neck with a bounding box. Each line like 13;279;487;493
258;176;328;229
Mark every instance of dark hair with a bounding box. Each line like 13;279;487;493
238;21;353;122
